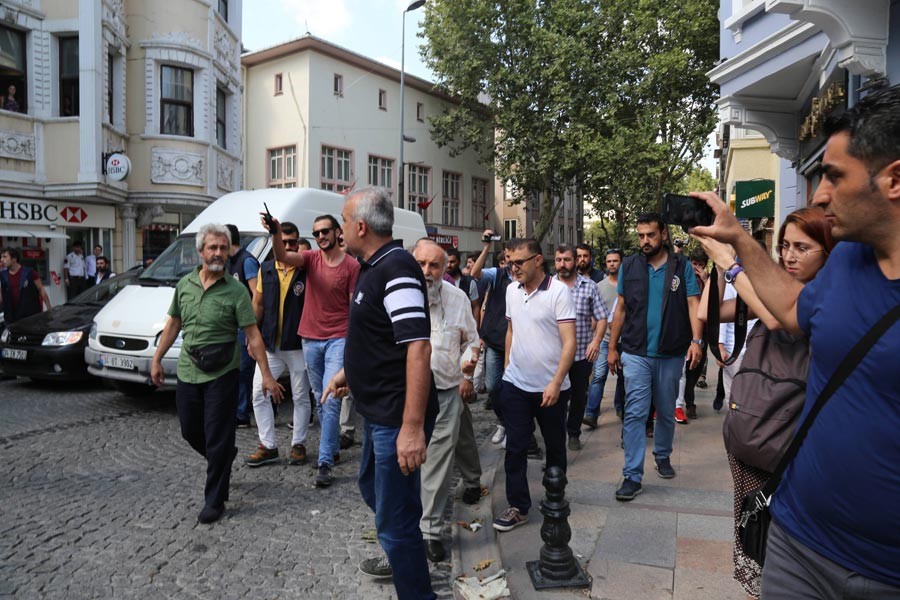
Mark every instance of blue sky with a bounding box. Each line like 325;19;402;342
242;0;434;81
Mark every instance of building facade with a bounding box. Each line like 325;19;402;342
241;35;496;256
0;0;242;306
709;0;899;243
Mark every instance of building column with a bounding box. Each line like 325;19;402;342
121;204;137;269
78;0;103;182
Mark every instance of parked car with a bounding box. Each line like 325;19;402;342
0;270;140;381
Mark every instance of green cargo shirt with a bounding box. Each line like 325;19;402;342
168;267;257;384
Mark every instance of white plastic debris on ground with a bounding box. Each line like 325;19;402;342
455;570;511;599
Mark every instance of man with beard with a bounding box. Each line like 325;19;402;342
151;223;283;524
412;239;480;563
445;247;480;322
93;256;114;284
264;214;360;488
576;243;605;283
607;213;702;501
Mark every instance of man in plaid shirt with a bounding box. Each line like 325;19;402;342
554;244;609;451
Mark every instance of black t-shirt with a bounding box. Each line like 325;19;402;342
344;240;438;427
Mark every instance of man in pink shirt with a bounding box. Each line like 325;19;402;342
266;214;360;487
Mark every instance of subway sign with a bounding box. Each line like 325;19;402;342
0;198;115;228
735;180;775;219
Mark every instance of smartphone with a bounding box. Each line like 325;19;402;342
262;202;277;231
661;193;714;232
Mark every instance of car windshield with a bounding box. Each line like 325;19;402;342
69;272;140;305
139;233;268;284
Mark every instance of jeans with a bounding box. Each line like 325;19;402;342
500;380;568;514
176;369;239;509
585;339;610;419
621;352;683;482
566;359;593;438
302;337;346;467
484;346;506;424
359;420;436;600
236;329;255;422
251;348;311;448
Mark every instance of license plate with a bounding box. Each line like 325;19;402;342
2;348;26;360
100;354;135;370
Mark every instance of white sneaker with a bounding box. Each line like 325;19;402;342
491;425;506;445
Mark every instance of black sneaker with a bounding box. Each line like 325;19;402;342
314;464;334;488
359;556;392;578
198;504;225;523
686;405;697;420
615;478;643;501
527;438;543;460
462;486;484;505
713;396;724;412
582;415;598;429
655;457;676;479
339;432;354;450
567;436;582;451
235;419;251;429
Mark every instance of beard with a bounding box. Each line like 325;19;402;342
641;243;662;258
205;258;225;272
576;263;590;274
426;277;443;305
557;266;573;278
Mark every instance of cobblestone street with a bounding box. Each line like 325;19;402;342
0;378;494;599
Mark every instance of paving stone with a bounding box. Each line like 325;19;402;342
595;506;677;569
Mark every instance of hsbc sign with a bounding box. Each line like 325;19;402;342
0;198;114;228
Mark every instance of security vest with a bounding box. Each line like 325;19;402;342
228;247;258;298
479;267;513;352
259;259;305;352
619;252;692;357
0;266;41;324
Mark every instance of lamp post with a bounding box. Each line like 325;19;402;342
399;0;426;210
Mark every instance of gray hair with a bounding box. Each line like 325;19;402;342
348;186;394;236
195;223;231;252
413;238;448;270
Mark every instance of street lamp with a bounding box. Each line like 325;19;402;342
398;0;426;210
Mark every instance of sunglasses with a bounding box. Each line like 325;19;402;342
312;228;333;238
508;254;539;268
283;238;300;247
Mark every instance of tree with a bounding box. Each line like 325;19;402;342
421;0;719;245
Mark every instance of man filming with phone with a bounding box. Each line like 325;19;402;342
607;213;703;502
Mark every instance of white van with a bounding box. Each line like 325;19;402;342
86;188;427;396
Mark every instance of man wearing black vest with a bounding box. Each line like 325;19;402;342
607;213;703;501
226;224;260;429
1;247;51;323
245;222;312;467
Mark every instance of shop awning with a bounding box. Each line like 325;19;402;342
735;180;776;219
0;228;70;239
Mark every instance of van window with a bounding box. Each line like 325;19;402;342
140;234;268;283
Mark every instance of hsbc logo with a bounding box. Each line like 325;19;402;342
60;206;88;223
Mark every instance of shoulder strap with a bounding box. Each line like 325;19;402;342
706;268;748;365
762;303;900;497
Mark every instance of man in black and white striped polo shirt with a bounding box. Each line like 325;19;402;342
325;186;438;599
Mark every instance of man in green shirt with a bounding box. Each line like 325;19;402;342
152;223;283;524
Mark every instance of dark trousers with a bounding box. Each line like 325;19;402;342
236;329;254;422
67;276;86;298
501;381;568;514
614;374;626;414
176;369;239;509
682;344;707;409
566;359;593;439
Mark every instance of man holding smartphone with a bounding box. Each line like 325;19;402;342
607;213;703;501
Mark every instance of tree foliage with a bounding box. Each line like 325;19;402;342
421;0;719;245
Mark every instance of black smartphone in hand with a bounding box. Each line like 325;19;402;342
661;193;714;233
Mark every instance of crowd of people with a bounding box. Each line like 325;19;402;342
146;83;899;600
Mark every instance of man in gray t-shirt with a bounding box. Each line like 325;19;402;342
584;249;622;426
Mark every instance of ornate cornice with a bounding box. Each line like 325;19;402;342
0;129;35;161
151;148;205;187
718;99;799;160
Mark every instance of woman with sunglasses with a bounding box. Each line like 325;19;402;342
694;206;834;599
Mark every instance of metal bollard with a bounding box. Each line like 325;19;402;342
526;466;590;590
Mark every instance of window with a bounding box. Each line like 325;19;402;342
504;219;517;240
442;171;461;226
472;177;488;228
321;146;353;192
416;102;425;122
268;146;297;188
216;88;227;149
217;0;228;21
378;89;387;110
0;25;27;114
160;66;193;137
559;225;565;241
59;37;79;116
408;164;431;219
107;52;114;123
368;155;393;191
274;73;283;95
333;73;343;96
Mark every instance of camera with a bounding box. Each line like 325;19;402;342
661;193;714;233
673;239;685;248
482;234;502;243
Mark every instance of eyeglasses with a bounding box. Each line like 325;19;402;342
508;254;539;268
283;239;300;247
779;243;825;259
312;228;333;238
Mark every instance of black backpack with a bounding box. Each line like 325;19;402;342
722;321;810;473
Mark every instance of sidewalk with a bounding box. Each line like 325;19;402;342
452;384;746;599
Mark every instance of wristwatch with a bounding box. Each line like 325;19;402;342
691;339;705;348
724;264;744;284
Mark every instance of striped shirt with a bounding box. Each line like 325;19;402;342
345;240;437;427
556;274;609;360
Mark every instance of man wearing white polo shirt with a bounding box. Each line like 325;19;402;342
492;238;576;532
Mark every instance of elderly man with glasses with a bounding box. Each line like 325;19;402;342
263;213;360;488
